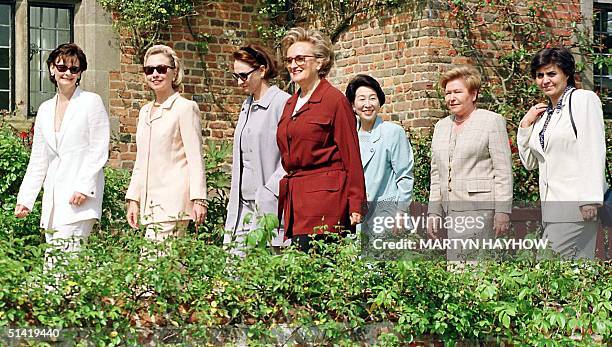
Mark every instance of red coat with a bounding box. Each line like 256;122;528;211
277;78;366;237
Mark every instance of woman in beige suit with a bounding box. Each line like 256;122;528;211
126;45;207;241
427;66;513;261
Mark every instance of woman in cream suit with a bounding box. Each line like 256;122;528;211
427;66;513;261
15;43;110;261
126;45;207;241
518;47;606;259
224;44;291;255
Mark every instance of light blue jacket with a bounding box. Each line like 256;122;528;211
358;117;414;212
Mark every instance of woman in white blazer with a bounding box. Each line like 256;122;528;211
518;47;606;259
125;45;207;242
15;43;110;263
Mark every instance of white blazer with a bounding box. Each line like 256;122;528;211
517;89;606;222
17;87;110;228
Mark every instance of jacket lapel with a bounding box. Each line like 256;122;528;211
41;95;58;155
56;87;82;149
147;92;180;124
359;117;382;168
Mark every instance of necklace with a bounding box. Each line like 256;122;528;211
453;115;468;124
153;102;162;107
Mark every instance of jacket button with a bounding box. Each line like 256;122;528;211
370;148;374;152
91;191;94;195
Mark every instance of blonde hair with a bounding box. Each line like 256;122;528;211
439;65;481;94
143;44;184;90
281;27;334;78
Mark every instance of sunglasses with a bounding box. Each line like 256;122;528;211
232;67;258;82
143;64;175;75
283;55;316;67
54;64;81;74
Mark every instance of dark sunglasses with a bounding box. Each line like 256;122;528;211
232;67;258;82
54;64;81;74
143;64;175;75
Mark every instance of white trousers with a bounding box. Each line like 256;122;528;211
45;218;95;270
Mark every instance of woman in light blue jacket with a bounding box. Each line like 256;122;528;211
346;75;414;231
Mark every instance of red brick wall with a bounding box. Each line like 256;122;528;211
108;0;263;169
108;0;581;169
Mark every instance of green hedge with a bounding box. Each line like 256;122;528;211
0;235;610;345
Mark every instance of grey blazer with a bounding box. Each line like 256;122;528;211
224;86;290;244
428;108;513;216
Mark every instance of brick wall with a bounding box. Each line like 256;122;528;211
108;0;263;169
107;0;581;169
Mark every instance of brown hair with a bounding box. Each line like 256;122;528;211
232;44;279;80
46;43;88;86
439;65;482;95
281;27;334;78
143;44;184;90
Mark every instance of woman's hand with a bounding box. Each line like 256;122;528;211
350;212;362;225
69;192;87;206
14;204;30;218
126;200;139;229
427;214;442;239
580;204;598;221
520;103;547;128
493;212;511;237
192;201;207;225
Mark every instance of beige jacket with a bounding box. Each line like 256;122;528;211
126;92;206;225
428;109;513;216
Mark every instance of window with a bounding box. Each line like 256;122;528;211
594;3;612;119
28;5;72;116
0;3;12;111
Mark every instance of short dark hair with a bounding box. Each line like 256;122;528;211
345;74;386;106
530;47;576;87
46;43;88;86
233;44;279;80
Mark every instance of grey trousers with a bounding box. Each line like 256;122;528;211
542;221;598;259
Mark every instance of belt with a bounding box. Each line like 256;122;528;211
277;162;344;235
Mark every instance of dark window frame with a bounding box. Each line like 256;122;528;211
27;2;74;117
0;1;15;112
593;2;612;119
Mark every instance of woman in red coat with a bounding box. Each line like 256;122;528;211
277;27;367;251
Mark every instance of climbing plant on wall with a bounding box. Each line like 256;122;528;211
257;0;420;44
97;0;196;60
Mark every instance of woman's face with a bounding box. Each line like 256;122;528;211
286;41;322;86
50;56;81;89
233;59;264;95
535;63;569;101
144;53;176;95
444;78;477;118
353;86;381;124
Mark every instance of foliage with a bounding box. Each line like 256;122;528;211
0;234;610;345
97;0;196;59
195;139;231;245
257;0;419;44
443;0;612;201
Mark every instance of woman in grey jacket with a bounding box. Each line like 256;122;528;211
224;44;291;255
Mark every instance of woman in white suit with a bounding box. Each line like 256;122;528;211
518;47;606;259
15;43;110;260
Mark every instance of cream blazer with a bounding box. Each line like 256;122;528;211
17;87;110;228
428;109;513;216
126;92;206;225
517;89;606;222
